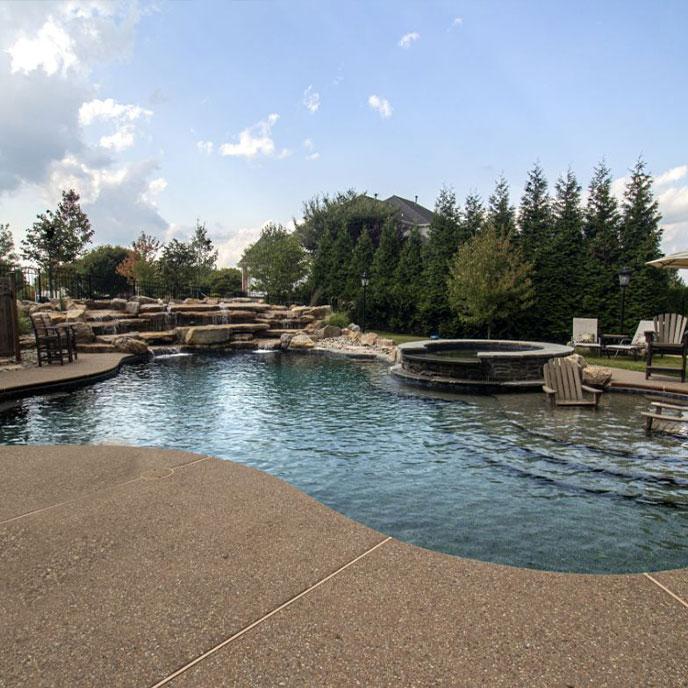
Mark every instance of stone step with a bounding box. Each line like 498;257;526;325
262;328;306;337
138;331;178;344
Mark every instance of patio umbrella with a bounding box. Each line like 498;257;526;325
646;251;688;269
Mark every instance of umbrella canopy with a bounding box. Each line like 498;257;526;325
646;251;688;269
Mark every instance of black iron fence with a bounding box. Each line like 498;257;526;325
0;266;245;302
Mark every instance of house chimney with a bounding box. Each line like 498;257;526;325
414;195;418;204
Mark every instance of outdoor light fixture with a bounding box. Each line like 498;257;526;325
361;272;369;332
618;266;632;332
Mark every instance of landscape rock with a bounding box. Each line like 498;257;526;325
65;305;87;321
185;325;233;346
288;333;315;350
565;353;588;369
583;365;613;387
112;336;150;355
125;301;141;317
347;323;361;333
360;332;378;346
129;295;158;304
316;324;341;339
111;298;127;311
377;337;395;348
280;333;293;349
68;322;95;343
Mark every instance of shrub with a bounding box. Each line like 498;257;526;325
17;312;32;336
327;311;349;328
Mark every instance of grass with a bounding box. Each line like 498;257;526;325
584;353;683;372
373;330;425;345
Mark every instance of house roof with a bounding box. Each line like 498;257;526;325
382;195;434;227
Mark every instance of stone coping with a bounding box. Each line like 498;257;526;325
398;338;574;360
1;445;687;687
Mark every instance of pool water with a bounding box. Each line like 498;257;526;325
1;352;687;573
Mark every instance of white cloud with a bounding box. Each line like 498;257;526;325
78;97;152;125
197;140;214;155
655;165;687;188
214;219;296;267
398;32;420;49
451;16;463;29
368;94;393;119
99;127;135;151
219;113;288;159
7;17;78;76
303;138;319;160
303;85;320;113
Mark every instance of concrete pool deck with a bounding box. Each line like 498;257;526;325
1;444;687;687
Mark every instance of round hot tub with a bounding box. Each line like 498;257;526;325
392;338;574;393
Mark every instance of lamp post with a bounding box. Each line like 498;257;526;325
360;271;369;332
618;267;632;333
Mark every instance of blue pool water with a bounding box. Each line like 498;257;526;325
1;352;687;573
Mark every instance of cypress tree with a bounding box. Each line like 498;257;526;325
517;163;553;339
551;169;585;341
419;186;462;335
619;158;670;326
581;162;622;331
369;219;401;329
462;192;485;239
310;227;336;304
488;175;516;236
346;227;375;306
329;225;354;308
391;227;424;332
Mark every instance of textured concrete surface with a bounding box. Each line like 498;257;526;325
1;445;687;688
0;353;130;399
610;367;688;395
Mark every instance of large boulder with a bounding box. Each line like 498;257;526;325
111;298;127;311
129;295;158;304
565;353;588;369
377;337;395;349
112;336;150;355
360;332;378;347
280;332;293;349
69;322;95;343
185;326;232;346
316;324;341;339
347;323;361;333
65;305;87;321
288;333;315;350
583;365;613;387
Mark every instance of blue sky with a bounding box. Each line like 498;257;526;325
1;0;687;265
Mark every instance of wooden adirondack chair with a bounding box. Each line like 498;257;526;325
542;357;602;407
645;313;688;383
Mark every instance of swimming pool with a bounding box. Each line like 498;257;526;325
1;352;686;573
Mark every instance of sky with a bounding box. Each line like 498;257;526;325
0;0;687;267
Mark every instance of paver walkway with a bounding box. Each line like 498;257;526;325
610;366;688;396
1;445;687;687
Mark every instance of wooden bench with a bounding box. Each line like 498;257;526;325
642;400;688;435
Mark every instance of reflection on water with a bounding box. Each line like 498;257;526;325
1;352;687;573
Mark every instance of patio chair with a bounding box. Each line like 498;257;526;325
642;399;688;436
571;318;602;352
30;313;72;366
645;313;688;383
542;357;602;407
602;320;655;360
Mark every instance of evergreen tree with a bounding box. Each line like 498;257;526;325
517;163;553;339
310;227;336;304
488;175;516;236
22;189;93;271
461;192;485;239
346;227;375;315
550;169;585;341
419;186;462;335
368;219;401;328
581;162;622;331
0;224;17;270
391;227;424;332
329;225;354;308
619;158;670;325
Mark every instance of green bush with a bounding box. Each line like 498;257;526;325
327;311;349;328
17;312;32;336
